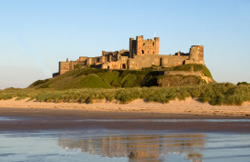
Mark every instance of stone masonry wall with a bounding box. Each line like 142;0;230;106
54;35;205;77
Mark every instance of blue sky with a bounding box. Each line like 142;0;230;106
0;0;250;89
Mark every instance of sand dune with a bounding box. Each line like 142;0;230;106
0;98;250;118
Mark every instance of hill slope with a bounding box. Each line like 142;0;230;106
29;64;213;90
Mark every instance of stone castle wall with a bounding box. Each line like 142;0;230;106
54;36;205;76
128;54;189;70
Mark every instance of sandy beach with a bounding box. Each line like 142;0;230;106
0;98;250;132
0;97;250;119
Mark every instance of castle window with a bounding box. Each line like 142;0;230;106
142;50;144;54
153;43;154;46
143;43;145;46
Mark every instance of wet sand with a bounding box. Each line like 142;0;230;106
0;115;250;133
0;108;250;133
0;98;250;132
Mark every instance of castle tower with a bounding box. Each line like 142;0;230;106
129;38;135;58
129;35;159;58
189;45;204;61
154;37;159;54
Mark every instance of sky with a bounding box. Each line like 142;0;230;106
0;0;250;89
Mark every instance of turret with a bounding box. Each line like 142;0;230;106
189;45;204;61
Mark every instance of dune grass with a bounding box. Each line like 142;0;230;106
0;88;49;101
1;83;250;105
198;83;250;105
237;82;250;86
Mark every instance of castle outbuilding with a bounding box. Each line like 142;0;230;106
53;35;204;77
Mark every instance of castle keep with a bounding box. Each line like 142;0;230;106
53;35;204;77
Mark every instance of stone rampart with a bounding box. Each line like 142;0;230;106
54;35;205;77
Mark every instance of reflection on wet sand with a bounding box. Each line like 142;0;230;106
58;134;205;162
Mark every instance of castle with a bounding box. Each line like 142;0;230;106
53;35;204;77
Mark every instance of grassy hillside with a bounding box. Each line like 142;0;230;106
144;64;213;79
3;65;250;106
158;75;206;87
29;64;213;90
